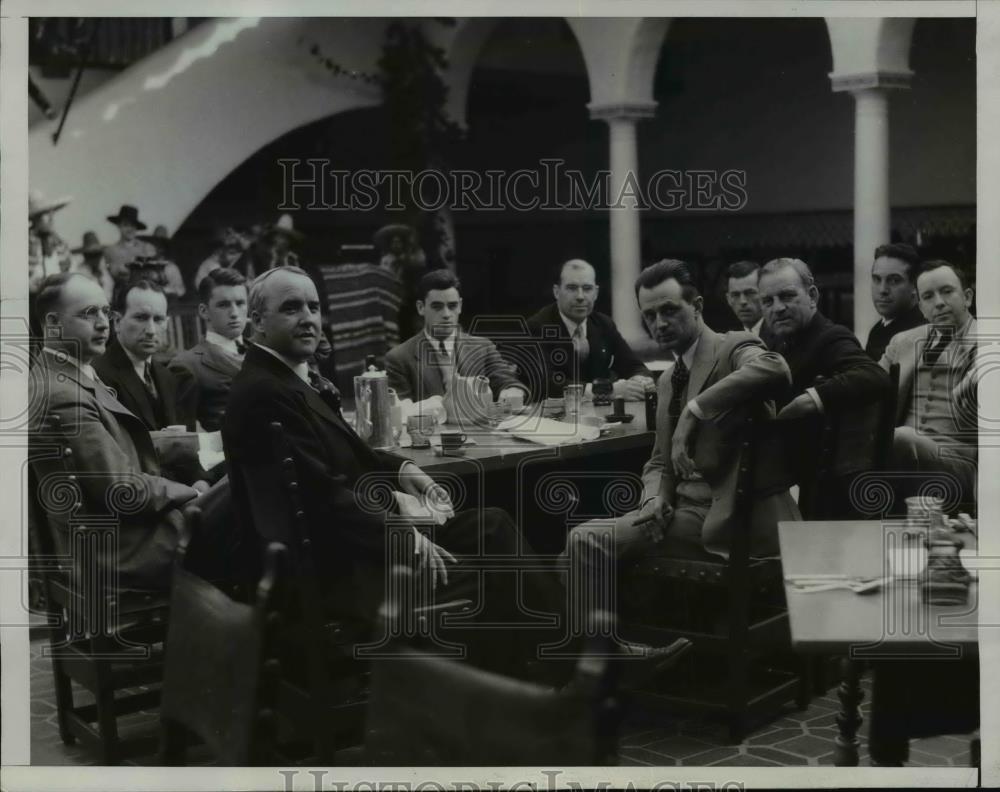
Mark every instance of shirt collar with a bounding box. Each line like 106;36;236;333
677;335;700;370
425;328;457;353
42;346;98;383
881;317;894;327
558;310;587;339
747;317;763;336
255;342;310;384
205;329;241;356
121;345;153;381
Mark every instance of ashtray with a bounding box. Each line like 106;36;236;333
604;413;634;423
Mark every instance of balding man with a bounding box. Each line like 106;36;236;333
28;273;233;588
526;259;652;401
224;267;686;683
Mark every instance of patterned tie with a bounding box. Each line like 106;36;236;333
142;362;159;400
437;340;454;390
923;327;954;366
668;356;689;421
307;368;342;411
234;338;246;357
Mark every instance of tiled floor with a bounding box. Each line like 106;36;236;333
28;638;972;767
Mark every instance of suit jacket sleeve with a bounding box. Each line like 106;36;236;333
695;337;791;422
480;338;523;396
167;355;201;430
50;388;196;517
385;347;414;402
604;316;651;380
812;329;890;413
640;370;674;504
237;383;392;560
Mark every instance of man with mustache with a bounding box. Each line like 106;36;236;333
879;260;978;500
28;273;229;588
563;259;798;580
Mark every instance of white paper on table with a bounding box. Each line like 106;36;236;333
394;490;453;525
198;430;226;470
496;416;601;446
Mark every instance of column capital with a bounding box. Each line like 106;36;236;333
829;70;913;93
587;101;658;122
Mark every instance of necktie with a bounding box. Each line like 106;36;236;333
307;368;342;411
235;339;246;356
923;327;954;366
668;356;689;421
572;323;590;361
437;340;454;390
142;362;159;401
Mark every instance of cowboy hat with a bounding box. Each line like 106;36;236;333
29;189;73;218
72;231;104;256
373;223;417;252
264;213;304;241
139;224;171;248
106;204;148;230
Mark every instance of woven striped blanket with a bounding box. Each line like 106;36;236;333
319;263;404;391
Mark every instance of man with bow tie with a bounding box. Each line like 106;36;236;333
29;273;234;588
879;260;978;501
169;268;249;432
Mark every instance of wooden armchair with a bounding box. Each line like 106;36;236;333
28;413;170;764
620;411;805;743
159;505;284;765
365;566;622;766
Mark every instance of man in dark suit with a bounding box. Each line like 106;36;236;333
565;260;798;578
29;273;231;589
526;259;652;401
169;268;248;431
94;280;192;432
385;269;526;403
758;257;889;420
224;267;685;682
865;243;926;361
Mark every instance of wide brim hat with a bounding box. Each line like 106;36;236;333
71;231;104;255
373;223;418;252
107;204;148;230
139;224;171;248
29;190;73;218
264;213;304;241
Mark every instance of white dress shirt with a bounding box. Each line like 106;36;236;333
205;329;243;357
558;311;587;344
746;317;764;337
425;328;457;357
121;346;156;389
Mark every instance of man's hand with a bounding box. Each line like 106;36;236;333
670;406;698;478
613;376;654;402
191;480;210;495
399;462;455;521
633;495;674;543
413;530;458;590
776;393;820;421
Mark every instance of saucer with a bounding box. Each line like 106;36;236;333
604;413;634;423
433;446;469;457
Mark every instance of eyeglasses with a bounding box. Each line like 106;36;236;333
72;305;115;323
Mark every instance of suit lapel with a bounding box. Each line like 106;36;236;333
414;334;445;395
687;328;722;399
150;361;177;425
108;344;158;429
199;342;242;377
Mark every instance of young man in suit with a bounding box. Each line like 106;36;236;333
526;259;653;401
94;280;192;432
879;260;978;500
28;273;231;588
724;260;766;338
169;268;248;431
865;243;926;361
223;267;686;683
564;260;798;582
385;269;527;404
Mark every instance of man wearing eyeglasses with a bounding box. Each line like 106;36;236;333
525;259;653;401
28;273;233;588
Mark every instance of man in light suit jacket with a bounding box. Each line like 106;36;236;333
525;259;652;401
385;269;527;404
29;273;234;589
564;260;798;582
879;260;978;500
169;267;248;431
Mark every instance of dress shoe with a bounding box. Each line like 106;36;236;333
616;637;692;688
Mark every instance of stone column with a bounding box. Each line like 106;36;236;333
831;73;911;339
590;102;657;343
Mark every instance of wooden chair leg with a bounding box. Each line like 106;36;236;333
970;736;980;769
49;651;77;745
159;719;187;765
796;655;813;711
92;657;121;765
726;594;750;744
